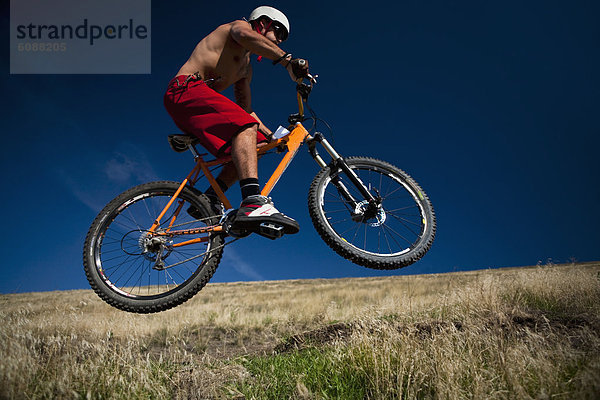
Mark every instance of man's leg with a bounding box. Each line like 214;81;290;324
203;125;258;202
229;125;299;235
214;163;238;188
230;124;259;181
215;131;271;190
189;126;258;219
230;125;261;199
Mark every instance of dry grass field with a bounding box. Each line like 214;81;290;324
1;262;599;399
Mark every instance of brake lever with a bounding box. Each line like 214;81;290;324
296;60;318;84
296;74;318;87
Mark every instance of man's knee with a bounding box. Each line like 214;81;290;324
238;123;258;137
232;124;259;151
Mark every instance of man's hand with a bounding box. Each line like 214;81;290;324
249;112;273;140
287;58;310;81
258;124;273;139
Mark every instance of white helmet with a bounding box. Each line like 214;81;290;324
248;6;290;41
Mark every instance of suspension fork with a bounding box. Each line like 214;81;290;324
307;133;377;207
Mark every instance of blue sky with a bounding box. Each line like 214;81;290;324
1;0;599;293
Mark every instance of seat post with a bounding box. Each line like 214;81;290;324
188;144;201;161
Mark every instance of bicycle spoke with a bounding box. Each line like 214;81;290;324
112;219;142;233
110;252;141;275
170;261;190;282
143;198;153;222
329;217;355;226
165;269;177;289
387;212;422;237
102;254;137;272
118;257;146;289
337;223;359;237
325;189;342;200
163;238;237;269
381;185;407;201
384;205;419;213
383;173;394;198
127;260;146;293
324;208;352;214
170;252;197;276
351;221;362;246
388;213;421;228
382;223;413;247
99;247;127;255
102;252;135;263
127;208;143;232
382;195;416;201
102;234;126;243
172;248;201;257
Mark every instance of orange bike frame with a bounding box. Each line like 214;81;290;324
148;121;312;247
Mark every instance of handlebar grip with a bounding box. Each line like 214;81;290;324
298;59;306;67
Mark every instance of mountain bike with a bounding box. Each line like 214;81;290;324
83;75;436;313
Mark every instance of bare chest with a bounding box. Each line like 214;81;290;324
217;50;251;85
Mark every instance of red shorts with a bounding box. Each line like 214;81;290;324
163;75;267;156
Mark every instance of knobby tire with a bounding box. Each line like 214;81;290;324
308;157;436;270
83;181;224;313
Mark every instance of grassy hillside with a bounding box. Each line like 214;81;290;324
1;262;599;399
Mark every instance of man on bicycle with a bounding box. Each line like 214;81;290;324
164;6;308;236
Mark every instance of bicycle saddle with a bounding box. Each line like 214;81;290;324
167;134;199;153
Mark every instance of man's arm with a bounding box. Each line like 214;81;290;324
230;20;309;82
234;65;272;137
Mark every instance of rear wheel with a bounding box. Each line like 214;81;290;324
83;181;224;313
308;157;436;270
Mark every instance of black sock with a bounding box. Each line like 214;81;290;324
205;178;228;198
239;178;260;199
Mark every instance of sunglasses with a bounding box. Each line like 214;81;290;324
265;20;288;42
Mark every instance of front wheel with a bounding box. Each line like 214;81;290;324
308;157;436;270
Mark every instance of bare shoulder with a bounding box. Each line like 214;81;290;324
229;19;253;39
208;22;234;39
230;19;251;31
200;22;238;50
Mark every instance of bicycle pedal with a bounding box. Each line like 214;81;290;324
257;222;285;240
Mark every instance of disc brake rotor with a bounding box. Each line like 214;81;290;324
119;230;173;263
138;231;173;262
354;200;386;227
